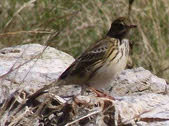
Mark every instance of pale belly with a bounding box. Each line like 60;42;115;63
88;44;128;89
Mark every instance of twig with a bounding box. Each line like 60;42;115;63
65;108;102;126
0;54;38;79
0;30;53;37
8;106;32;126
0;31;59;80
128;0;135;18
156;65;169;75
3;0;38;31
19;31;60;84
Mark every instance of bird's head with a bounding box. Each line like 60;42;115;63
107;17;136;40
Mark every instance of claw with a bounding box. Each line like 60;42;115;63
89;87;115;100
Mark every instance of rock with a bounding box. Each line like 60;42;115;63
69;94;169;126
66;93;169;126
0;44;75;103
107;67;168;97
0;44;169;126
114;93;169;126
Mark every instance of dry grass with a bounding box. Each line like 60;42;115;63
0;0;169;81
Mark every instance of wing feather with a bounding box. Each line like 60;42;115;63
59;37;117;79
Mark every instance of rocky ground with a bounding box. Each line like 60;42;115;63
0;44;169;126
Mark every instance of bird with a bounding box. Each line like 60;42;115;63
15;1;137;115
56;17;136;94
25;17;136;103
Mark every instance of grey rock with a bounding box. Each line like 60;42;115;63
114;93;169;126
0;44;169;126
0;44;74;103
107;67;168;97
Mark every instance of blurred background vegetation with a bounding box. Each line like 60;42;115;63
0;0;169;81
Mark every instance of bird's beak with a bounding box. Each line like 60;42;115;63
129;24;137;28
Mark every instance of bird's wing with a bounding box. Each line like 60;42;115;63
77;39;109;63
59;37;117;80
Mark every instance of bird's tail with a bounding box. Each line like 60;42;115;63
28;78;64;99
22;79;63;105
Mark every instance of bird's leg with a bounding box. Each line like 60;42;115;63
86;85;115;100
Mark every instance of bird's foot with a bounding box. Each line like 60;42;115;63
89;87;115;100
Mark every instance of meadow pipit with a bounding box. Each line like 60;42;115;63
58;17;136;92
26;17;136;102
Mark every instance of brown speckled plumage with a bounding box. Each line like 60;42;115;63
58;17;136;89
